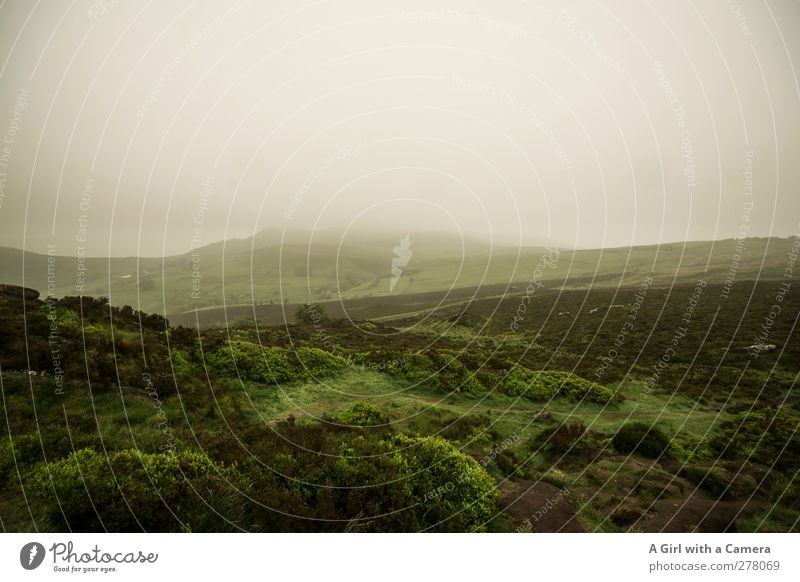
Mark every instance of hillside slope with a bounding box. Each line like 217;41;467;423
1;233;795;319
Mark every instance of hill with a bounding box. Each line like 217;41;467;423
0;232;795;324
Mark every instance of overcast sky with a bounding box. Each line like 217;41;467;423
0;0;798;256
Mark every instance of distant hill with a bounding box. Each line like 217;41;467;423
0;230;795;320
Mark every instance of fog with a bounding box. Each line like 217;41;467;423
0;0;798;256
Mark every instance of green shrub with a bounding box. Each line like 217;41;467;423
612;422;672;458
205;340;261;378
336;402;389;427
390;434;499;531
501;367;616;404
294;347;348;378
771;475;800;508
257;346;299;382
170;348;195;378
671;436;717;463
683;465;730;498
682;465;758;499
0;429;101;485
401;353;434;379
295;303;327;325
313;432;498;531
30;448;247;532
499;365;538;397
205;341;346;383
395;351;484;393
46;306;80;333
431;354;484;393
714;408;800;472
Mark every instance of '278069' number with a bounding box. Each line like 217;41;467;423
736;561;780;571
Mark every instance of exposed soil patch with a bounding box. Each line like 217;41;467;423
516;457;772;533
499;477;585;532
621;459;772;532
629;487;768;532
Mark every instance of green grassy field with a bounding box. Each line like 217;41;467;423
222;367;727;442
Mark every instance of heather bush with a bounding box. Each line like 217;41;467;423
30;448;247;532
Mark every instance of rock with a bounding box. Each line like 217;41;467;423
0;284;40;301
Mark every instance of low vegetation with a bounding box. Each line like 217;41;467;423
1;276;797;532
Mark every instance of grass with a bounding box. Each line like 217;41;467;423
737;505;800;532
199;367;732;454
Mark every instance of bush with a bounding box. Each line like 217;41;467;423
432;354;484;393
390;434;499;531
714;408;800;473
295;303;327;325
205;341;346;383
336;402;389;427
682;465;758;499
170;348;195;378
0;429;101;486
294;347;348;378
671;436;717;463
204;340;261;378
499;365;538;397
395;351;484;393
535;422;592;456
771;476;800;509
30;448;247;532
277;431;500;531
258;346;300;382
398;353;434;380
612;422;672;458
501;367;617;404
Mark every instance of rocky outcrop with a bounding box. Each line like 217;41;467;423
0;283;41;300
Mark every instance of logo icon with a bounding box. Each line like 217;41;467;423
20;542;46;570
390;235;413;293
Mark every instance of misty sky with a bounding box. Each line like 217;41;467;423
0;0;798;256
